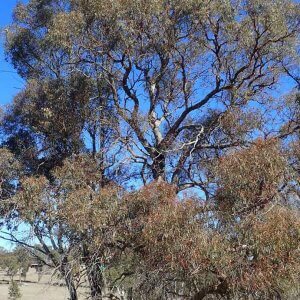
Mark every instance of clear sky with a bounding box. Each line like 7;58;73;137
0;1;26;250
0;1;25;107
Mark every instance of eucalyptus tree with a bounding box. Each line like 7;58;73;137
1;0;300;299
33;0;299;192
1;2;121;299
5;0;300;190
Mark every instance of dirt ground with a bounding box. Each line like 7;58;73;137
0;267;89;299
0;282;88;300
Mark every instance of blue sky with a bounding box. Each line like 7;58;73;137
0;1;26;250
0;1;25;107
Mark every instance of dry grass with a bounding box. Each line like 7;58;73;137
0;269;88;299
0;282;89;300
0;282;71;300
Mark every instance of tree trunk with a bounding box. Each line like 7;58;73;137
152;152;166;182
191;279;228;300
65;274;78;300
87;263;103;300
60;259;78;300
82;244;104;299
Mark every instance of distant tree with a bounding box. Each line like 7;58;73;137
14;247;31;282
8;280;21;300
0;247;32;282
5;256;19;280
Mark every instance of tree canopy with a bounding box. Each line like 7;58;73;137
0;0;299;299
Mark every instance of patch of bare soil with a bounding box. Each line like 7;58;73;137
0;282;88;300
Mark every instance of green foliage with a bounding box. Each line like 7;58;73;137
1;0;300;299
0;248;32;280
